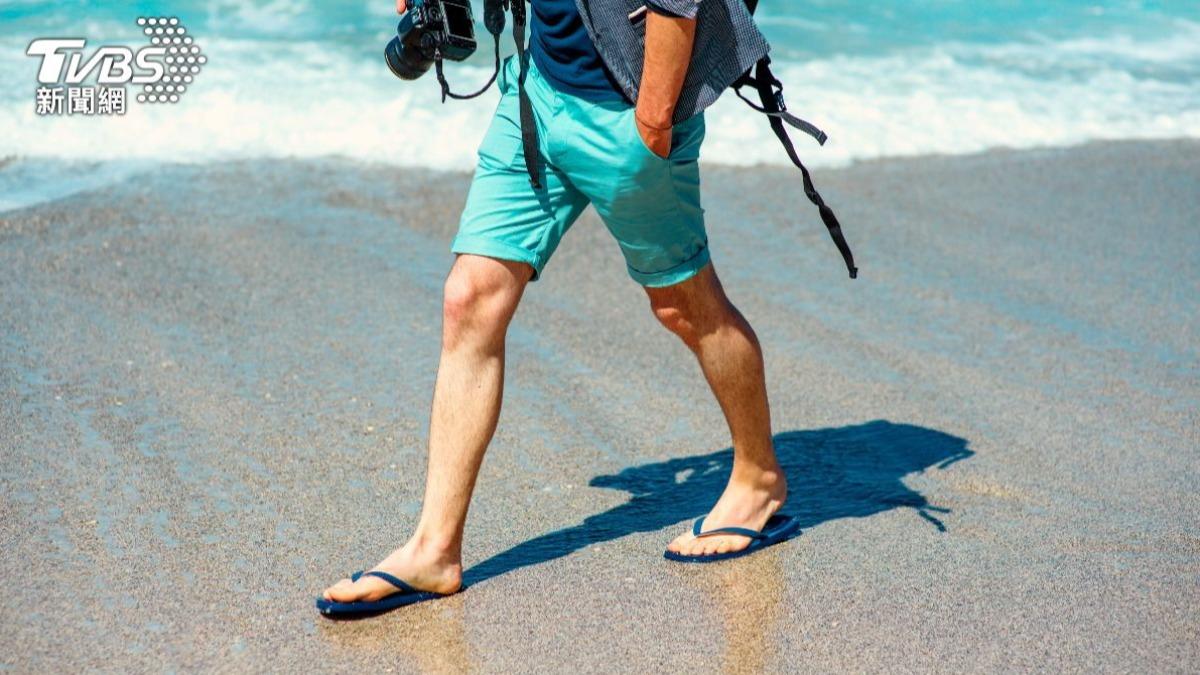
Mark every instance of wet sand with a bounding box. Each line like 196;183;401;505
1;140;1197;672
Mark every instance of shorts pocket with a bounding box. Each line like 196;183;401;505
628;108;671;161
628;108;708;163
497;54;521;94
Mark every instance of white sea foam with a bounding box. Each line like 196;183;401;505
0;158;158;212
1;20;1197;173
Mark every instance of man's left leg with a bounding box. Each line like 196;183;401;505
647;263;788;557
545;97;784;554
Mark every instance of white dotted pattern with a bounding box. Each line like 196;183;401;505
136;16;204;105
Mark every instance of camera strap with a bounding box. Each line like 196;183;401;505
434;36;499;101
433;0;540;189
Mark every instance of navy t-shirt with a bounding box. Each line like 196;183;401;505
529;0;627;102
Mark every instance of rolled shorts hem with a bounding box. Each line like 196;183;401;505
627;246;711;288
450;235;543;279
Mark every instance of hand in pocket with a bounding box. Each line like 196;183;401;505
635;112;672;159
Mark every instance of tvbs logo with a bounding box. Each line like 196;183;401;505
27;16;205;116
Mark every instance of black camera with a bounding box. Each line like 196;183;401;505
384;0;478;80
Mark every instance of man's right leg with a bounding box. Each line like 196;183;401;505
323;254;530;602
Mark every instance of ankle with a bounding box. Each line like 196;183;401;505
408;529;462;563
729;462;787;496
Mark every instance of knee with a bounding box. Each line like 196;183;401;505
651;289;754;349
650;294;706;346
442;272;478;327
442;269;515;349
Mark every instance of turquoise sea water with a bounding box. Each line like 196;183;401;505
5;1;1197;62
0;0;1198;172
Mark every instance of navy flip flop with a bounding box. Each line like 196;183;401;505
664;513;801;563
315;569;461;617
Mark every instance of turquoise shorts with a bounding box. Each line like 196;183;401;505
453;54;709;287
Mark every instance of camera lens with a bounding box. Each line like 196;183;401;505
384;35;433;80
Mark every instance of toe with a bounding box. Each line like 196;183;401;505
667;530;693;553
321;578;350;598
671;533;760;558
326;577;365;602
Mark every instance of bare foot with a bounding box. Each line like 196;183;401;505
322;536;462;602
666;466;787;557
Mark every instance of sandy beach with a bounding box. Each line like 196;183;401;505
1;139;1197;672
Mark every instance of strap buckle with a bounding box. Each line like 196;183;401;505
772;89;787;113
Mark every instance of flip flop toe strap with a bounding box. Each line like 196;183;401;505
691;516;768;540
362;570;418;593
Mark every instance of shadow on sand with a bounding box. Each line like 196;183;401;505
464;419;972;585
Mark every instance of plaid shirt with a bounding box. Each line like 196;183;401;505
573;0;769;123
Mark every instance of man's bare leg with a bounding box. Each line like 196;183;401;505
650;263;788;557
324;254;530;601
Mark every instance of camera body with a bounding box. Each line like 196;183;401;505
385;0;477;80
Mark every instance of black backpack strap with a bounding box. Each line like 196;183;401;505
510;0;541;188
735;58;858;279
733;80;827;145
